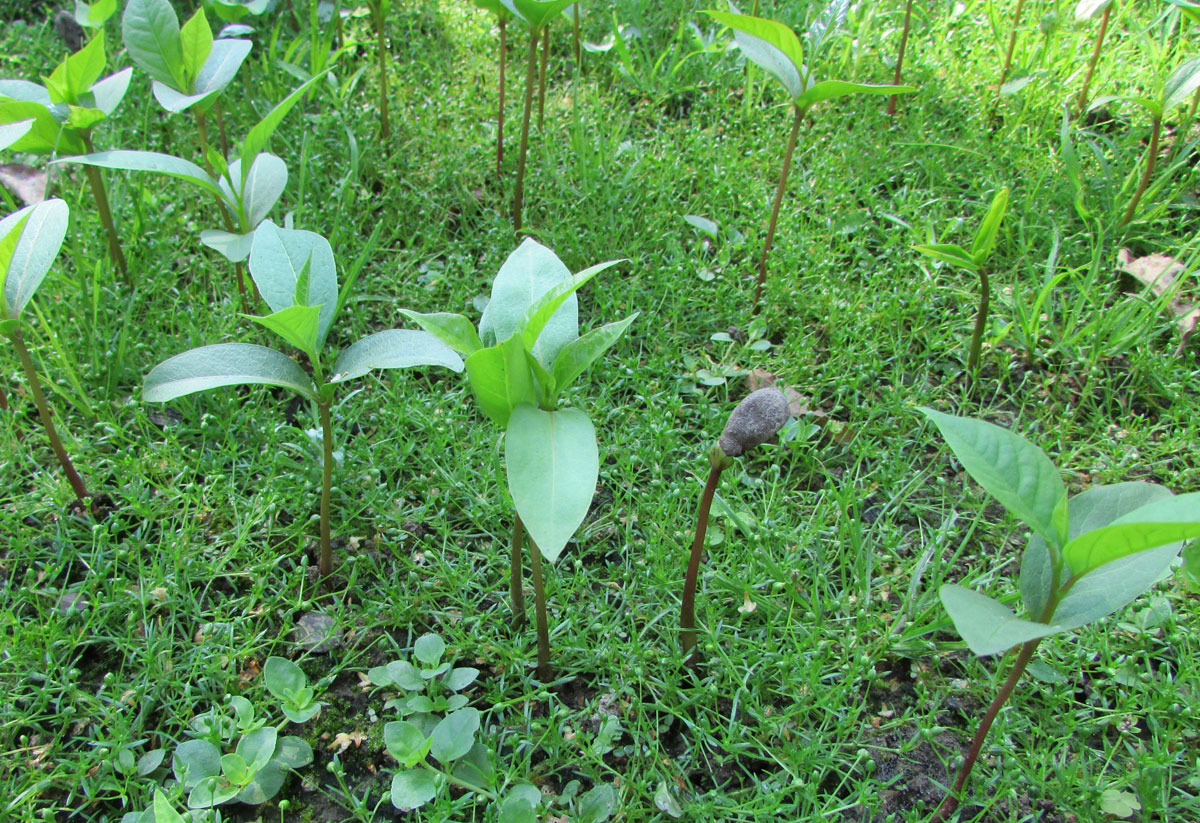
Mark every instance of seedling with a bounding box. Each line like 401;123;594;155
122;0;252;159
704;2;915;312
142;220;464;578
0;33;132;273
72;0;117;30
1075;0;1115;116
472;0;515;180
368;633;480;730
913;186;1009;378
402;239;632;678
502;0;575;232
0;200;90;506
919;408;1200;821
887;0;916;116
680;388;789;659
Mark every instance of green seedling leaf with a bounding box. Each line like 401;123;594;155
503;0;575;30
136;749;165;776
76;0;118;27
235;727;277;775
1060;490;1200;579
1165;55;1200;111
940;583;1063;656
391;769;438;811
247;304;320;362
122;0;187;89
506;404;599;563
0;101;85;155
263;656;307;702
228;153;287;228
579;784;619;823
89;68;134;116
399;310;483;356
413;633;445;666
420;661;451;680
806;0;850;58
913;243;980;271
499;793;539;823
236;761;285;805
480;237;576;354
240;72;328;186
451;741;495;795
1053;544;1181;630
1063;521;1200;580
188;774;240;809
45;30;107;104
384;721;433;768
970;186;1010;264
519;258;625;365
443;667;480;691
465;337;537;426
143;343;317;402
706;10;807;99
329;329;464;384
446;694;469;711
272;735;313;769
219;752;249;785
1;199;68;320
794;78;916;110
151;791;185;823
249;220;337;346
153;38;252;113
550;313;638;402
431;708;481;763
0;119;32;150
387;660;426;691
919;408;1068;549
1075;0;1113;21
683;214;719;239
64;105;107;131
180;7;214;84
172;740;221;789
474;0;514;18
200;229;254;262
281;703;320;724
62;150;224;199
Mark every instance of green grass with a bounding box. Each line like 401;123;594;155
2;0;1200;821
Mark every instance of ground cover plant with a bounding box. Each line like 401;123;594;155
3;1;1200;822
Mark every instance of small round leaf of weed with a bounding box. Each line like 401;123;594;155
431;708;481;763
413;633;445;666
390;768;438;811
718;388;790;457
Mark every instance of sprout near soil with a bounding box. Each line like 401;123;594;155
680;388;789;660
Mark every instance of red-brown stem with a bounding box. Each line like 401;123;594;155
80;133;127;277
510;512;527;629
1122;113;1162;226
529;535;551;680
10;327;88;504
497;18;507;181
680;460;725;659
1076;4;1111;117
512;30;540;233
967;268;990;376
930;638;1042;823
994;0;1027;107
375;0;391;141
0;386;7;411
318;398;334;578
537;25;550;130
887;0;916;116
752;105;805;314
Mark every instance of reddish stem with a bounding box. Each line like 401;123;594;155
680;459;726;659
887;0;916;116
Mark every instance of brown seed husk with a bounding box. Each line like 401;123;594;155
718;387;790;457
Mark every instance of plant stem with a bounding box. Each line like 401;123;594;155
497;18;507;181
537;25;550;130
888;0;916;116
195;110;212;173
967;268;990;376
80;133;127;278
510;512;527;629
1076;4;1110;117
512;28;540;233
930;638;1041;823
9;327;88;504
529;535;551;680
374;0;391;141
993;0;1027;110
680;459;725;659
214;99;230;158
1121;113;1162;226
0;385;7;411
572;3;581;70
318;399;335;578
752;105;805;314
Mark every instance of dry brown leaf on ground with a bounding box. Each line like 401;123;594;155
329;731;368;753
0;164;48;205
1117;248;1200;354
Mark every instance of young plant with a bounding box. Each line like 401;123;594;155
368;633;481;732
913;185;1009;378
919;408;1200;822
0;200;91;507
402;239;632;679
0;33;132;273
886;0;916;116
704;3;915;313
1075;0;1115;116
72;0;118;31
679;388;789;660
502;0;575;233
473;0;515;180
122;0;252;159
64;73;326;295
142;220;464;578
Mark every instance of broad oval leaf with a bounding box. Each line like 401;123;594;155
1052;544;1181;630
89;68;133;116
154;38;252;113
249;220;337;347
390;769;437;811
235;727;277;774
1;199;68;319
236;761;285;805
413;633;445;666
1165;55;1200;111
473;0;513;18
330;329;464;384
794;78;916;110
503;0;574;29
506;405;599;563
0;119;33;151
940;583;1063;657
272;735;313;769
262;656;306;701
143;343;316;402
61;150;223;199
550;313;638;403
1063;521;1200;580
187;774;240;809
706;10;807;99
122;0;186;89
1074;0;1113;21
247;304;320;361
919;408;1068;549
172;740;221;789
180;6;214;84
480;238;576;358
199;228;254;262
431;708;481;763
384;721;430;767
464;337;537;426
231;153;287;228
398;309;483;356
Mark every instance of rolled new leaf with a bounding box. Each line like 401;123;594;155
718;387;789;457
